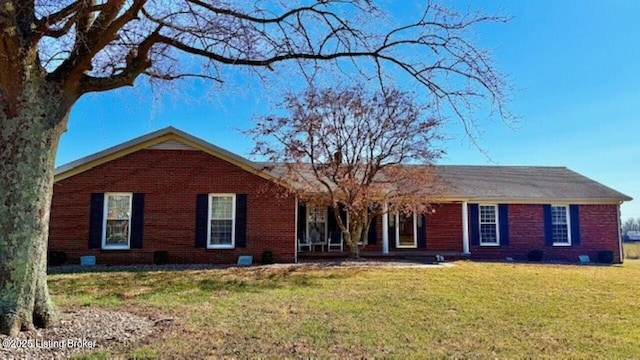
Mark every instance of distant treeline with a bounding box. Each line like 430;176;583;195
622;217;640;242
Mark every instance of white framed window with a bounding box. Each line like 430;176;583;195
208;194;236;249
103;193;132;250
479;204;499;246
395;212;417;248
551;205;571;246
307;204;327;244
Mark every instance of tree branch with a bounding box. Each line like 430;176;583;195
32;1;509;138
155;33;374;66
78;27;159;94
50;0;146;93
186;0;321;24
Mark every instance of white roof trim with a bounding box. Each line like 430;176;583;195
441;197;626;205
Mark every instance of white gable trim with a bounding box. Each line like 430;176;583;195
54;127;278;183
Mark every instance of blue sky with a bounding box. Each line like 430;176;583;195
58;0;640;219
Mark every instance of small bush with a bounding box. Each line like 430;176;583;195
261;251;275;265
153;251;170;265
527;249;544;262
48;251;68;266
597;250;614;264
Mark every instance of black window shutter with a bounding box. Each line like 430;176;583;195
368;216;377;244
388;213;396;250
89;193;104;249
469;204;480;246
297;202;307;241
570;205;580;245
339;204;347;228
327;206;337;232
543;205;553;246
235;194;248;248
195;194;208;248
417;214;427;249
338;204;348;242
498;204;509;246
130;193;145;249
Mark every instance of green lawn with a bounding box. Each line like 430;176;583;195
49;261;640;359
624;242;640;259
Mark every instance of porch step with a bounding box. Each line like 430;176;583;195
298;251;469;263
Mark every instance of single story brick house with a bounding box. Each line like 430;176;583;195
49;127;632;265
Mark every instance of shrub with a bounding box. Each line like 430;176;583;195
597;250;614;264
527;249;544;262
261;251;275;265
153;251;170;265
48;251;68;266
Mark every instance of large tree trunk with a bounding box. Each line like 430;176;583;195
0;76;69;336
346;225;363;259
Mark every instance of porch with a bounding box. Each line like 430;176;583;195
298;250;470;262
296;201;472;257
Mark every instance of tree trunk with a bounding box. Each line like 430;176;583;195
0;77;69;336
346;225;363;259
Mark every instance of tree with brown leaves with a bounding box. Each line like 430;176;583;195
0;0;508;335
250;85;443;258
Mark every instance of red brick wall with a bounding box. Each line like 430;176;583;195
361;215;383;251
49;149;296;265
426;203;463;251
470;204;622;263
361;203;621;263
361;203;463;252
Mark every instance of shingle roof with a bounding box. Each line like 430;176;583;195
433;165;631;202
54;127;632;203
263;163;631;203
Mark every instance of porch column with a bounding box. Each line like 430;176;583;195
462;201;470;254
382;200;389;254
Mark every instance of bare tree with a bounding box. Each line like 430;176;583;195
250;85;443;257
0;0;508;335
622;217;640;241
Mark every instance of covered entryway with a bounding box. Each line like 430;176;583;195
297;202;348;252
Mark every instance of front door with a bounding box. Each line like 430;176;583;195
397;212;417;248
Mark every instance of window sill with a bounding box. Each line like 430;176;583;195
396;245;418;249
207;245;236;250
479;243;500;247
552;243;572;247
101;246;131;251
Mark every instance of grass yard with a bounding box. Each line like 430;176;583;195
624;242;640;259
49;261;640;359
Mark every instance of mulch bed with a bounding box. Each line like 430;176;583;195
0;308;159;359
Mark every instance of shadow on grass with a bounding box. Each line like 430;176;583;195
468;259;624;268
48;263;236;275
48;264;357;307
